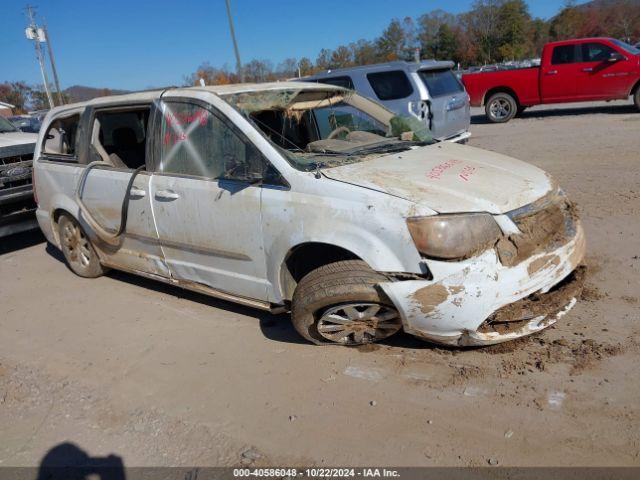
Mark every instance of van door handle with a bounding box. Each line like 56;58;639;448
582;67;593;72
129;186;146;198
155;189;180;201
546;70;558;75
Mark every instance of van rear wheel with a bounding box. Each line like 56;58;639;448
58;214;105;278
485;92;518;123
291;260;402;346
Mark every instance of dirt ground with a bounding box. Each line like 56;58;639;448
1;100;639;468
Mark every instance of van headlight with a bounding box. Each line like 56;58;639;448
406;213;502;260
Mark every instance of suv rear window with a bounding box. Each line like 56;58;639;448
366;70;413;100
316;76;354;90
418;69;464;98
551;45;577;65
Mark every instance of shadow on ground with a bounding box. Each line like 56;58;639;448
471;103;636;124
36;442;125;480
0;229;45;255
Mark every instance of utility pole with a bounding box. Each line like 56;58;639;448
24;5;54;109
224;0;244;82
43;22;64;105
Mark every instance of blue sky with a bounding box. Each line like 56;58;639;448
1;0;587;90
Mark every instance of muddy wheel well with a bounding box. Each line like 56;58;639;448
51;209;72;243
281;243;362;300
483;87;520;107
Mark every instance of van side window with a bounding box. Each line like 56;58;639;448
551;45;577;65
316;76;354;90
42;114;80;159
159;101;268;183
581;43;616;62
91;108;149;169
366;71;413;101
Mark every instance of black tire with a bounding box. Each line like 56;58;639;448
58;214;105;278
291;260;402;346
634;87;640;112
485;92;518;123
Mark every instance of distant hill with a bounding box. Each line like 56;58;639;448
63;85;130;103
578;0;640;8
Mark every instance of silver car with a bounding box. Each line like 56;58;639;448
299;61;471;143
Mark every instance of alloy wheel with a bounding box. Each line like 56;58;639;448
317;303;402;345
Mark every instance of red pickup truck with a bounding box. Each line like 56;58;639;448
462;37;640;123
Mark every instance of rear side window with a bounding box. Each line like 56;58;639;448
92;109;149;169
551;45;577;65
418;69;464;98
42;114;80;159
366;70;414;100
581;42;616;62
316;76;354;90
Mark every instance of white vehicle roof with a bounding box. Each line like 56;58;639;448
51;82;345;112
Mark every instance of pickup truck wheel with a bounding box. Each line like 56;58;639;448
486;93;517;123
291;260;402;346
58;214;105;278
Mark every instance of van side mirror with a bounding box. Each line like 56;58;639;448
608;52;624;62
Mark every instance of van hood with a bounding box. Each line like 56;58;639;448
0;131;38;148
322;142;553;214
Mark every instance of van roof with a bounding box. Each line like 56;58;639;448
299;60;456;81
46;81;344;113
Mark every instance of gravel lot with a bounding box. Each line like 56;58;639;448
1;100;639;468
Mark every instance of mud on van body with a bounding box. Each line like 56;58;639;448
34;82;584;347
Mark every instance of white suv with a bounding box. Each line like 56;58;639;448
33;82;585;347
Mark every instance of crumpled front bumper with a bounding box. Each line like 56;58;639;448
379;223;586;346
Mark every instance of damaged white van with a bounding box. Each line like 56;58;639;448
33;82;585;347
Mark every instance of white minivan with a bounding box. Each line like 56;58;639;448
33;82;585;347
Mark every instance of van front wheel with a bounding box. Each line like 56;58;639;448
291;260;402;346
485;92;518;123
58;214;105;278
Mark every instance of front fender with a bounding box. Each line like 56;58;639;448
260;185;424;303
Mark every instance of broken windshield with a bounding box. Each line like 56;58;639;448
223;87;434;171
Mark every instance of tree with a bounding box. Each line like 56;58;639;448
242;59;273;82
549;0;585;40
298;57;314;76
417;9;457;59
433;24;458;60
315;48;332;71
0;82;32;113
349;39;379;65
330;46;353;68
376;18;408;61
497;0;533;60
277;58;298;78
464;0;504;63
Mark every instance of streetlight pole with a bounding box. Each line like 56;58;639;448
224;0;244;82
43;22;64;105
25;5;54;109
